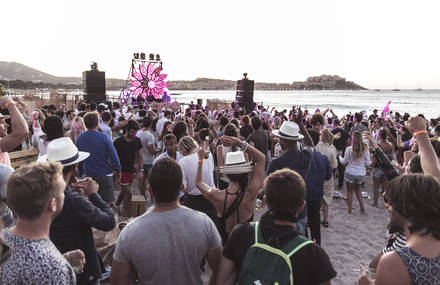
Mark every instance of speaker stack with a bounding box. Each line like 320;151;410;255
82;63;106;103
236;73;255;113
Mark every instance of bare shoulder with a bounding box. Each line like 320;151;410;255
375;251;411;285
205;187;225;201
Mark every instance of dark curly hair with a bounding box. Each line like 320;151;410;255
385;174;440;239
224;123;239;137
310;113;325;126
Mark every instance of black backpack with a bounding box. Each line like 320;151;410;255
238;222;313;285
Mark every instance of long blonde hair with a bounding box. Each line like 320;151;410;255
70;117;86;143
177;136;198;156
351;131;368;160
320;129;334;145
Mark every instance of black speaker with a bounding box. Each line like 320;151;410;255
236;74;255;113
82;70;106;103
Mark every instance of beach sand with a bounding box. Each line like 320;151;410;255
319;178;389;285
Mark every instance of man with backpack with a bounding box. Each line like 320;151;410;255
217;168;336;285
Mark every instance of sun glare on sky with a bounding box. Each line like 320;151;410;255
1;0;439;89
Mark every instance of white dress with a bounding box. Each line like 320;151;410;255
315;141;338;205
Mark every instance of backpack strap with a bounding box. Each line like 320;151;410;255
283;235;314;258
250;222;265;244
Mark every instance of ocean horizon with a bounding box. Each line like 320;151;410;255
108;89;440;119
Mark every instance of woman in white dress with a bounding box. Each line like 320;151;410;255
315;129;338;227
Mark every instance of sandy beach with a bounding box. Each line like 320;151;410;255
319;178;389;285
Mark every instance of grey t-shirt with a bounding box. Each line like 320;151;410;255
139;130;155;165
113;206;221;285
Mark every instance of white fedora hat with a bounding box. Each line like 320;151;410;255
0;113;11;120
219;151;253;175
272;121;304;141
39;137;90;166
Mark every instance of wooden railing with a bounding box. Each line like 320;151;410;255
9;148;39;169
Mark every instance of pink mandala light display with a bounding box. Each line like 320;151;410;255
130;62;168;100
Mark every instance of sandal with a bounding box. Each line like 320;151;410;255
321;221;329;228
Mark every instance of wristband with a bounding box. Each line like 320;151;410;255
241;142;248;152
413;130;428;138
198;159;204;164
4;101;15;108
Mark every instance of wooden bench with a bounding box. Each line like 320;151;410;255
9;148;39;169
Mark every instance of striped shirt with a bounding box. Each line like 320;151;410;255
383;231;407;254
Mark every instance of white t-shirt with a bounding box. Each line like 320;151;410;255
339;146;371;176
153;151;183;165
139;130;156;165
99;122;112;141
114;110;122;125
156;117;170;137
178;153;215;196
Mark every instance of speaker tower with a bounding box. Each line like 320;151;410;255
236;73;255;113
82;62;106;103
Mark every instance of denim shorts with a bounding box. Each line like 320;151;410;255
344;173;365;185
372;167;385;178
143;164;153;177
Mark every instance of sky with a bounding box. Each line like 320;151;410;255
1;0;439;89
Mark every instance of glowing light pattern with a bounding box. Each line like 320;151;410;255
121;89;131;104
129;62;168;100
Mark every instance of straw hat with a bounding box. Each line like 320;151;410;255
38;137;90;166
218;151;253;175
272;121;304;141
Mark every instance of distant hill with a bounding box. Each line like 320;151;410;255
292;75;367;90
0;61;367;90
0;61;81;84
0;61;125;88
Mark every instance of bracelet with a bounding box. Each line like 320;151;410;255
198;159;204;164
241;142;248;152
4;101;15;108
413;130;428;138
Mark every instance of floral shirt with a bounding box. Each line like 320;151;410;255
1;229;76;284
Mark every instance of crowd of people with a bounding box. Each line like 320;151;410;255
0;91;439;284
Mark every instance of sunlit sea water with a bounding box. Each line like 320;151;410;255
107;89;440;119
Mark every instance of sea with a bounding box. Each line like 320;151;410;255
108;89;440;119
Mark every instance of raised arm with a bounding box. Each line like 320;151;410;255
222;136;265;194
293;107;314;147
0;96;29;152
196;141;218;198
216;145;224;167
406;116;440;184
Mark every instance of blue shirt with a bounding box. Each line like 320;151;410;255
306;151;333;201
76;130;121;176
267;148;312;179
267;148;312;219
